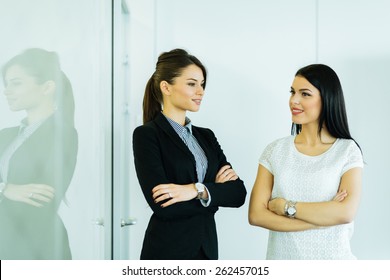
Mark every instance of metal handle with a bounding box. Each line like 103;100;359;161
93;218;104;226
121;217;137;227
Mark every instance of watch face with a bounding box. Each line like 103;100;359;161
288;207;296;215
196;183;205;192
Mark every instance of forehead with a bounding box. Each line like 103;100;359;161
5;64;31;80
179;64;204;80
292;76;321;95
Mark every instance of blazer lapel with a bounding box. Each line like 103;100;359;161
191;126;216;181
154;113;195;160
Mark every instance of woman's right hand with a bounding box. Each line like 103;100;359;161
215;165;238;183
3;183;55;207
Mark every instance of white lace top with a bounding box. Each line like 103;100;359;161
259;136;364;260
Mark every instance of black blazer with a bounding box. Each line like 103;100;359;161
0;116;78;259
133;113;246;260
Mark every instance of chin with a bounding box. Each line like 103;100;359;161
188;107;200;113
8;105;23;112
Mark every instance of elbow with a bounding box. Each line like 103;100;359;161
248;213;257;226
237;189;247;207
248;210;262;227
338;213;355;224
332;210;356;225
231;184;247;208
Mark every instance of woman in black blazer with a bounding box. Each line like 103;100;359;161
133;49;246;260
0;48;78;259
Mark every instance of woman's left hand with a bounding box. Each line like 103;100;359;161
268;197;286;216
152;183;198;208
215;165;238;183
3;183;55;207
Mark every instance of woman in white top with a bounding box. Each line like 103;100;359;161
248;64;363;259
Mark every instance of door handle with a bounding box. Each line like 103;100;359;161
93;218;104;226
121;217;137;227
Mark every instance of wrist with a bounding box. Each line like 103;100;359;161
284;200;297;218
0;182;7;202
194;182;208;200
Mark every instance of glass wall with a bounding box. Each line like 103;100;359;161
0;0;113;259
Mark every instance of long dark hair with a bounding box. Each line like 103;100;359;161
143;48;207;124
291;64;361;151
2;48;75;127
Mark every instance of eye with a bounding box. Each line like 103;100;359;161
187;82;196;87
290;90;295;95
302;92;311;97
7;80;23;88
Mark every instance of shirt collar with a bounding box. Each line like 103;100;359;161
163;114;193;136
18;117;48;136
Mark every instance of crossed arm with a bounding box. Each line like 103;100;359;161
153;164;238;208
248;164;362;232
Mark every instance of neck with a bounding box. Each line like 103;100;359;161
26;106;55;125
296;124;335;145
162;107;186;126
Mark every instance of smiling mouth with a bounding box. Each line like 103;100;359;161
292;108;303;115
6;97;16;103
193;99;202;105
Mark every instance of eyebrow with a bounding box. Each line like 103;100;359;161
7;77;22;82
290;86;312;92
187;78;205;83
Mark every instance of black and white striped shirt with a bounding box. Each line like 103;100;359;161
164;115;211;206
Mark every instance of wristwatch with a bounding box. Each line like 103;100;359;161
284;200;297;218
195;182;205;200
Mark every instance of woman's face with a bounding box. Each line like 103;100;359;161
163;64;205;113
3;64;48;112
289;75;322;126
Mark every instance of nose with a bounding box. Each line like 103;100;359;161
197;85;204;96
290;94;300;105
3;87;11;96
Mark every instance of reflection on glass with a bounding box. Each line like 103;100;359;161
0;48;78;259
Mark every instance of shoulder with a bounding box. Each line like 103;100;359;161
263;135;293;152
259;136;292;163
334;138;364;171
133;121;159;140
335;139;362;155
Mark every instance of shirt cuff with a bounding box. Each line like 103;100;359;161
200;186;211;207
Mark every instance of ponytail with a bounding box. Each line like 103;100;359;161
143;75;162;124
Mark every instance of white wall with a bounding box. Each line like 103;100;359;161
128;0;390;259
317;0;390;259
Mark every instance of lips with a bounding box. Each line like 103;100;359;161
6;97;17;103
291;108;303;115
192;99;202;105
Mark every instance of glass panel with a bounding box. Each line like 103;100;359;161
0;0;112;259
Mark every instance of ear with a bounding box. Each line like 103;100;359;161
43;80;56;96
160;81;171;96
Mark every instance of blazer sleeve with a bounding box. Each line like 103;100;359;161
133;125;211;219
202;129;247;208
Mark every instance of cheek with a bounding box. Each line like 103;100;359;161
305;98;321;109
309;101;322;117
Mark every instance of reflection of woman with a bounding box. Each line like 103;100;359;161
249;64;363;259
133;49;246;260
0;48;78;259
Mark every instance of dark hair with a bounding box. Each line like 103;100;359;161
143;48;207;124
2;48;75;126
291;64;361;151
